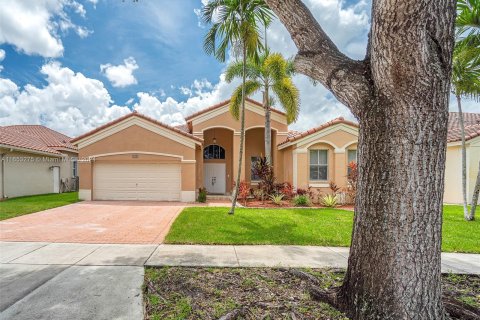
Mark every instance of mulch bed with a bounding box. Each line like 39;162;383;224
144;267;479;319
242;200;354;211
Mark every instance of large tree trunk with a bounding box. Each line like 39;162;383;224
263;89;272;164
457;94;471;220
470;161;480;220
229;43;247;215
265;0;455;318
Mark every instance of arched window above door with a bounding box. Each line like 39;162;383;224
203;144;225;159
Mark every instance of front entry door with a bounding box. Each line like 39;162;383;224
204;163;226;194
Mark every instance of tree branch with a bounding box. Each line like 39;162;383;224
265;0;372;117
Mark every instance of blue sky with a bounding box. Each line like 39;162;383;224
0;0;477;137
1;0;223;105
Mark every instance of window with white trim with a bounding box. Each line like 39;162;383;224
203;145;225;159
347;149;357;164
309;150;328;180
251;156;261;181
72;157;78;177
347;149;357;174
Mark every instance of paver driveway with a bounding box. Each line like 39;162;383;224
0;201;184;244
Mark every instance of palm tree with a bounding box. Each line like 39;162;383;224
452;0;480;221
225;50;300;165
201;0;273;214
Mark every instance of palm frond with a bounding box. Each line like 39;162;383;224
201;0;273;63
229;79;262;120
272;78;300;124
264;52;288;82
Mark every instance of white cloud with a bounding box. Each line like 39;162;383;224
0;62;131;136
133;75;239;126
0;0;92;58
100;57;139;88
182;0;371;131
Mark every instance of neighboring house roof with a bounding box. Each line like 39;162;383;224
279;112;480;147
447;112;480;143
0;125;77;156
279;117;359;146
71;112;203;144
184;98;286;121
174;123;190;134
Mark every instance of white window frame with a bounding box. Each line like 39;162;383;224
309;149;328;181
250;156;261;181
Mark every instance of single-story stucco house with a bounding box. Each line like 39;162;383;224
70;98;479;204
0;125;79;199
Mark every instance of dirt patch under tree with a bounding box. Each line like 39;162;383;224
144;267;479;319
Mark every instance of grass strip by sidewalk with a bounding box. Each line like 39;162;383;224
165;206;479;253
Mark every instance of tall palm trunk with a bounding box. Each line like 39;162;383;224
229;42;247;215
263;89;272;164
470;161;479;220
457;94;471;220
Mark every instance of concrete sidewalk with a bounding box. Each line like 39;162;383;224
1;241;479;273
1;241;479;320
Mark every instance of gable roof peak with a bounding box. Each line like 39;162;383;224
70;111;202;144
184;97;286;121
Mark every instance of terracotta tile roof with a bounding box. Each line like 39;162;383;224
71;112;203;144
278;117;359;146
4;125;77;151
184;98;286;121
174;123;190;133
447;112;480;142
0;125;76;155
287;130;300;138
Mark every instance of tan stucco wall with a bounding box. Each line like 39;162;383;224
77;124;196;193
291;129;358;200
444;139;480;204
281;146;293;183
195;146;203;192
468;139;480;204
1;149;77;199
444;145;462;203
191;103;288;134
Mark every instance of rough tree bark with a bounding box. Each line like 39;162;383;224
265;0;455;318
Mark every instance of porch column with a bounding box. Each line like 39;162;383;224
233;132;246;184
334;149;347;187
195;145;204;190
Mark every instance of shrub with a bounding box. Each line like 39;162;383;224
281;182;295;199
252;157;276;197
346;161;358;204
253;188;265;202
293;194;310;207
237;181;250;206
329;181;340;194
296;187;314;198
321;194;338;207
269;193;284;205
273;182;285;194
197;187;207;203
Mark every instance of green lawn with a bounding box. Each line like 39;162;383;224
0;192;80;221
165;206;480;253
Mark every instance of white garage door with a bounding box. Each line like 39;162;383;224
93;163;181;201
